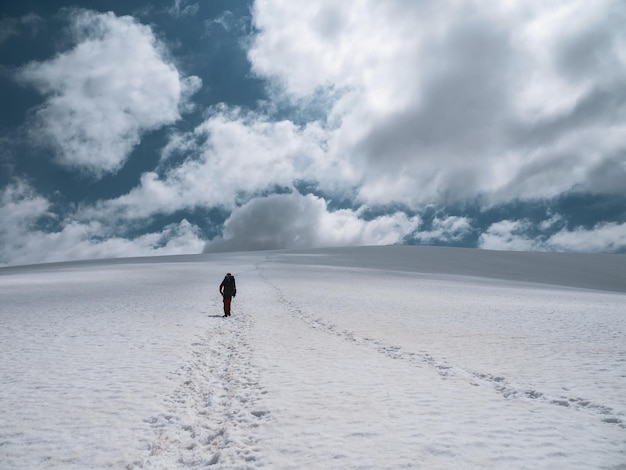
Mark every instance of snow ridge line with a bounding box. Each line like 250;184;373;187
259;269;625;430
127;304;269;469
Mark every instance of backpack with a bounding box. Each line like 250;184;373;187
222;275;236;296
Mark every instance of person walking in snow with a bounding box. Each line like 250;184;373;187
219;272;237;317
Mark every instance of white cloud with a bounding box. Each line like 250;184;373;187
0;216;205;267
0;180;51;250
478;218;626;253
16;9;201;178
478;220;538;252
6;1;622;263
248;0;626;207
167;0;199;18
80;108;332;222
414;216;473;244
546;222;626;253
66;0;624;257
206;11;236;32
539;214;564;231
204;192;419;252
0;179;204;267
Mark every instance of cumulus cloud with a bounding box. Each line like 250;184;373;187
0;179;51;244
1;215;205;267
249;0;626;206
413;216;473;244
478;218;626;253
478;220;539;252
66;0;625;257
0;179;205;266
15;9;201;177
204;192;419;252
5;1;623;263
546;222;626;253
24;218;205;265
79;108;331;222
82;0;624;255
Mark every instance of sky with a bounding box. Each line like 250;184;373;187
0;0;625;266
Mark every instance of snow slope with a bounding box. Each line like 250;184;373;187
1;247;625;469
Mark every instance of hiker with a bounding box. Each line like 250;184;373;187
219;272;237;317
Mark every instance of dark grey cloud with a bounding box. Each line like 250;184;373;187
205;193;320;252
361;13;514;160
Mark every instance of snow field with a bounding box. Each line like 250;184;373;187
1;248;625;469
252;259;625;469
1;260;227;468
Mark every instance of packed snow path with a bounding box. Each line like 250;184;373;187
1;247;625;469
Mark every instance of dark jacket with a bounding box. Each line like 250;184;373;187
220;275;237;297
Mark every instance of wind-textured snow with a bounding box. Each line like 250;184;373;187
1;246;625;469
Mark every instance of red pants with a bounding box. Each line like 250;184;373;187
223;296;232;314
